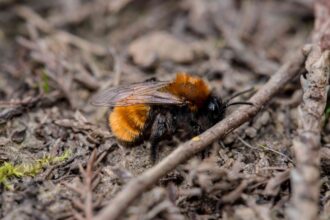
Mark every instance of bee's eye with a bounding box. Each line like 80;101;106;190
207;97;220;112
208;102;216;111
205;97;224;123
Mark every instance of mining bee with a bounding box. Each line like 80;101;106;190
92;72;252;162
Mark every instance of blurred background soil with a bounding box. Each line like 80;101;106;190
0;0;329;219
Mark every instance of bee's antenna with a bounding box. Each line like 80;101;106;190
223;87;255;108
224;87;255;103
226;101;254;108
223;87;255;106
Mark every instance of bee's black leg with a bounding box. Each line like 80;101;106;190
191;123;209;159
150;141;160;163
192;124;202;136
149;112;174;163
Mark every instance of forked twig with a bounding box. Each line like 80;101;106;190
94;49;306;220
237;136;294;164
64;150;101;220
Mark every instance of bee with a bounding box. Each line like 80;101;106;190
91;72;251;162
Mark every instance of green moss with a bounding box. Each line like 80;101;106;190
0;150;71;189
323;102;330;128
41;70;50;93
325;106;330;122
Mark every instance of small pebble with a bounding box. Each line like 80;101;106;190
223;134;235;144
245;127;257;138
11;127;26;144
254;111;271;130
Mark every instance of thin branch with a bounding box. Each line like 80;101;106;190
0;91;64;124
64;150;100;220
14;6;107;56
94;49;306;220
54;119;113;139
289;1;330;219
211;3;279;76
108;48;122;87
237;136;294;164
264;170;290;196
84;151;97;220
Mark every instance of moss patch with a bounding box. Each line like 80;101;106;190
0;150;71;189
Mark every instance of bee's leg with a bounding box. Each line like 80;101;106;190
150;141;160;163
149;112;174;163
192;124;202;136
191;122;210;159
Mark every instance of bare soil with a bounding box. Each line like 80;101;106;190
0;0;329;220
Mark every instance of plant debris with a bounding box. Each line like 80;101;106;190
0;1;329;220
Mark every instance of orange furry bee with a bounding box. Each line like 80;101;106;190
92;73;250;161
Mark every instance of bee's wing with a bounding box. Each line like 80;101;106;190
91;81;185;107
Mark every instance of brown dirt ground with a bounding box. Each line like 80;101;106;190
0;0;329;220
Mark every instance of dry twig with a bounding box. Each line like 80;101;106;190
64;150;101;220
237;136;294;164
94;49;306;220
48;0;132;27
211;3;280;76
264;170;290;196
289;1;330;219
15;6;107;56
0;91;63;124
54;119;113;139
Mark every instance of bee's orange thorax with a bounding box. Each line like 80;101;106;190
109;105;150;143
165;72;210;109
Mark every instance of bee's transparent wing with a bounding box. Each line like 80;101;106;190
90;81;185;107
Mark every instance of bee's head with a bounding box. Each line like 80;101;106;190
204;96;226;123
200;89;254;125
203;91;254;124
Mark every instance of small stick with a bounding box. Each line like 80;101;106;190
237;136;294;164
0;91;63;123
212;4;279;76
94;49;306;220
108;48;122;87
14;6;107;56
